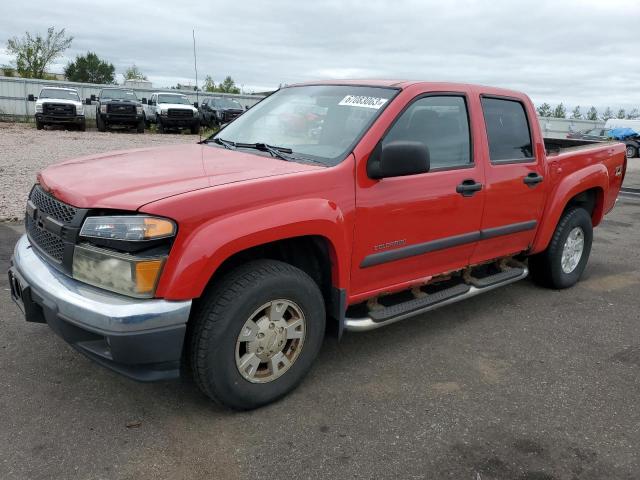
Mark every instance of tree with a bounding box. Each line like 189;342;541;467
627;108;639;119
586;106;598;121
536;103;552;117
601;107;614;121
616;108;626;119
6;27;73;78
217;76;240;94
123;64;147;81
552;103;566;118
570;106;582;119
202;75;216;92
64;52;115;84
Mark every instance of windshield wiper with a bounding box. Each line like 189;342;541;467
210;137;236;150
235;142;294;161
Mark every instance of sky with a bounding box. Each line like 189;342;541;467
1;0;639;113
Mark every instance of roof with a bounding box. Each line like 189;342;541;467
40;86;78;91
286;79;528;98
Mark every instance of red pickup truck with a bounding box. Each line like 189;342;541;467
9;80;626;409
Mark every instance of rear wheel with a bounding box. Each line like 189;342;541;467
528;208;593;289
189;260;326;410
626;145;636;158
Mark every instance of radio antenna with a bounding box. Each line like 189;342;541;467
192;29;201;142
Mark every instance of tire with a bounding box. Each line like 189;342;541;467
157;118;164;133
78;120;86;132
190;122;199;135
96;113;106;132
144;114;150;129
36;119;43;130
189;260;326;410
136;118;145;133
528;208;593;289
626;145;636;158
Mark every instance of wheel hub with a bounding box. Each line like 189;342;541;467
561;226;585;274
235;299;306;383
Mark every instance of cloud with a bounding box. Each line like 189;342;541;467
2;0;639;110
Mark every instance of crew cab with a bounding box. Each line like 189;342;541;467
8;80;626;410
94;88;145;133
199;96;245;127
33;87;86;131
143;92;200;134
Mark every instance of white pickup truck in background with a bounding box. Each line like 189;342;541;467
33;87;86;131
143;92;200;134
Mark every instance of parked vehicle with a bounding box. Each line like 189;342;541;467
9;80;626;410
143;92;200;134
566;127;608;141
199;96;244;128
604;119;640;158
32;87;86;131
94;88;145;133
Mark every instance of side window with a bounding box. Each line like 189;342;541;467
481;97;533;162
383;96;471;169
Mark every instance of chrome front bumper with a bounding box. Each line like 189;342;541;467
9;234;192;381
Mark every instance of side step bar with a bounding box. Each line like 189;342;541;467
344;267;528;332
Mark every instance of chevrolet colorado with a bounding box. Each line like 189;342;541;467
9;81;626;410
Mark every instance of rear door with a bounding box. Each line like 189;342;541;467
351;92;486;298
470;95;546;264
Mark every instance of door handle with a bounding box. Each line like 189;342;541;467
456;179;483;197
523;172;544;187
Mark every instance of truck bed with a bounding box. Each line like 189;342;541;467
543;137;607;156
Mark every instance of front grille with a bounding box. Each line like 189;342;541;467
107;104;135;114
26;216;65;262
25;185;86;273
30;185;78;223
43;103;75;116
168;109;193;118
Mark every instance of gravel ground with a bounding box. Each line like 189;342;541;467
0;122;199;221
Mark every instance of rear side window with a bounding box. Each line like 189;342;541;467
481;97;533;162
383;96;471;170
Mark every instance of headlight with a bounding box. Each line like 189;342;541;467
35;104;43;113
80;215;176;241
193;110;199;117
136;106;143;114
160;109;168;116
77;106;84;115
100;105;107;113
73;244;165;298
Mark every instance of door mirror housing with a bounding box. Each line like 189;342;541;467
193;102;199;108
27;94;36;101
85;98;92;105
141;98;147;104
368;141;430;179
90;94;97;101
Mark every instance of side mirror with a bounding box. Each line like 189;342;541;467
90;94;96;101
141;98;147;104
27;94;35;101
367;141;430;179
193;102;199;108
85;98;92;105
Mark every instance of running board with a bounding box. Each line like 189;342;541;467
344;267;528;332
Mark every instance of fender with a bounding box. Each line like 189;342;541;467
154;198;352;300
531;162;608;254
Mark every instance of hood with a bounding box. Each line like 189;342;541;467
37;98;82;108
158;103;197;112
38;143;324;210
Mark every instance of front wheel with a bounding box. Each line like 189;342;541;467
136;118;145;133
189;260;326;410
96;114;106;132
36;119;44;130
528;208;593;289
190;122;199;135
626;145;637;158
157;117;164;133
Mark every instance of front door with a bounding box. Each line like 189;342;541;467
351;93;486;300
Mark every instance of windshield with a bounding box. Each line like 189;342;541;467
40;89;80;101
214;98;243;109
101;89;138;101
158;94;191;105
212;85;397;164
